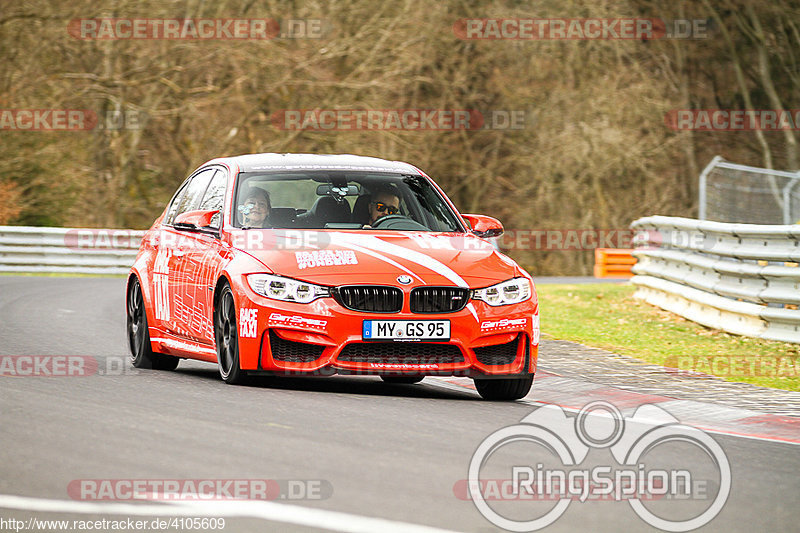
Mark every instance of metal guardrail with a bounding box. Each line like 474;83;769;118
630;215;800;343
0;226;143;275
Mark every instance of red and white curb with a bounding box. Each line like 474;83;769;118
429;371;800;446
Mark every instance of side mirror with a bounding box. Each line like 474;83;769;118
462;214;504;239
174;209;220;231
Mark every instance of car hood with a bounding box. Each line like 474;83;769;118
236;230;520;287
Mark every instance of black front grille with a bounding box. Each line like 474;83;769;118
334;286;403;313
410;287;470;313
338;343;464;365
269;331;325;363
474;336;519;366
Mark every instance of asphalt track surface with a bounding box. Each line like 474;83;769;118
0;276;798;532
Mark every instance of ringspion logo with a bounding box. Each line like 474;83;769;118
463;401;730;531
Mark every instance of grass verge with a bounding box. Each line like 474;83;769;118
536;283;800;391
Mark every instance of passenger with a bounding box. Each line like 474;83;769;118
240;187;271;227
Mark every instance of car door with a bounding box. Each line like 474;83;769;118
149;178;190;331
176;168;229;345
166;168;216;338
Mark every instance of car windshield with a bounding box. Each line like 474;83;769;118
233;171;464;232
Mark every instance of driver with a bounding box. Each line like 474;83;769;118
240;187;271;227
368;187;401;225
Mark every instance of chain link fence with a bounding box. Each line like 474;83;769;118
699;155;800;224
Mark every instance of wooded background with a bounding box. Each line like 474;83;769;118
1;0;797;275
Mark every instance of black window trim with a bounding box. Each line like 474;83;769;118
231;170;467;232
163;165;229;238
196;168;228;237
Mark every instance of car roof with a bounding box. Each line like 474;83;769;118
205;153;422;174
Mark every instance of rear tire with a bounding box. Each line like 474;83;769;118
215;285;248;385
474;376;533;401
127;277;180;371
381;376;424;384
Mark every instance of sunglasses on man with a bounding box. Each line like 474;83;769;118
372;202;399;215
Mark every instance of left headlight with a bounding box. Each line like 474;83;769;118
472;278;531;306
247;274;330;304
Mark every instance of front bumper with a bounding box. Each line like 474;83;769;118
233;282;539;378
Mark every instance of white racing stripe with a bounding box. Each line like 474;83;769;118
331;233;468;287
0;494;463;533
328;237;425;284
465;303;480;324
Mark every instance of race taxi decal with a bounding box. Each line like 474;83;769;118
153;247;171;322
532;314;540;345
239;308;258;338
480;317;527;331
268;312;327;330
295;250;357;269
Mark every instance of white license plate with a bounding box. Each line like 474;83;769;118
362;320;450;341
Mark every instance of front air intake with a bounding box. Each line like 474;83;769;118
410;287;470;313
333;286;403;313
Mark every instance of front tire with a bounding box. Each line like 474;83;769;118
474;376;533;401
127;277;179;370
215;285;248;384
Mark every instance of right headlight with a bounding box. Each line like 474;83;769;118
472;278;531;306
247;274;330;304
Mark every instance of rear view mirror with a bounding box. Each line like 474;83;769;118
316;184;360;197
462;214;504;238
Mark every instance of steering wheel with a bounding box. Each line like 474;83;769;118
370;215;428;231
370;215;408;228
